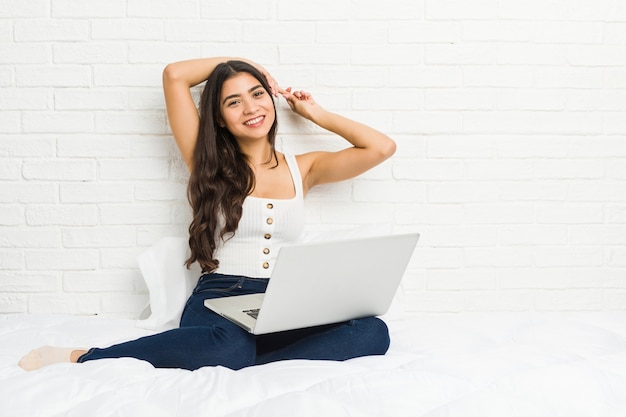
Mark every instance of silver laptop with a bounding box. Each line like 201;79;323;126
204;233;419;335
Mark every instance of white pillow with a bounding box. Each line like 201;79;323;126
136;224;407;330
136;237;200;330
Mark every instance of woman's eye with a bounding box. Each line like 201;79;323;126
253;90;265;98
227;100;240;107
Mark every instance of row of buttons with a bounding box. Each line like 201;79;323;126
262;202;273;270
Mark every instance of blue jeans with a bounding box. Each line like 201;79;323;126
78;274;390;370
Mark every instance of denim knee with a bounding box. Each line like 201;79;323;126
352;317;390;356
191;325;256;371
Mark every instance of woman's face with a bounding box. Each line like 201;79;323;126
219;72;276;145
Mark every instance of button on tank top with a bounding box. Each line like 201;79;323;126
213;154;305;278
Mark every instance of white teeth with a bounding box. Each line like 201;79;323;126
245;116;263;125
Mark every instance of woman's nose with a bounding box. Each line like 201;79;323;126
242;98;258;114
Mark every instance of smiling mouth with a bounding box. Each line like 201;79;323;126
244;116;264;126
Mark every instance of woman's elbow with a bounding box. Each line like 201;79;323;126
162;64;178;84
162;63;189;87
380;136;396;160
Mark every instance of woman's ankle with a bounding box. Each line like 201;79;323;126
70;349;88;363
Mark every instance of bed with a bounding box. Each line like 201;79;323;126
2;236;626;416
3;311;626;416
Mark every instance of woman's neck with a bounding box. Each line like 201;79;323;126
237;140;275;168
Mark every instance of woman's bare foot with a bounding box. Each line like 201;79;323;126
18;346;87;371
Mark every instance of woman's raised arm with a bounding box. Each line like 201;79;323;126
163;58;224;170
281;89;396;194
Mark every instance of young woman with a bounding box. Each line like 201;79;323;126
19;57;396;371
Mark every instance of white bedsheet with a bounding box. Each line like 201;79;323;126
2;312;626;416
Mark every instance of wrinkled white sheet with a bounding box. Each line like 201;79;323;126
2;312;626;416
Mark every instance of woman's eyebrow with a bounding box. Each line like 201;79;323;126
222;84;263;104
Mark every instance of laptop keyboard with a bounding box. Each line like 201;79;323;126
243;309;259;319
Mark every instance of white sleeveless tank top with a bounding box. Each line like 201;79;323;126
213;154;305;278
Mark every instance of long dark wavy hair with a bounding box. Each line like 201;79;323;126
185;60;278;272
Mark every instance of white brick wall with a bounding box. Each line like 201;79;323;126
1;0;626;317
